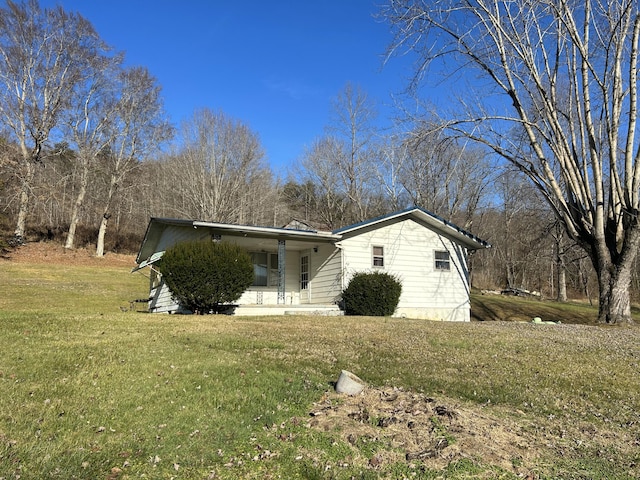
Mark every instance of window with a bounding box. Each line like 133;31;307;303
372;246;384;267
435;250;451;271
300;255;309;290
251;252;279;286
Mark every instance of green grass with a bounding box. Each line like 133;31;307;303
474;291;607;324
1;260;639;478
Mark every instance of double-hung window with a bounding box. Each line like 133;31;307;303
434;250;451;271
372;246;384;268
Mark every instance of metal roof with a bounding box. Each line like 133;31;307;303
134;208;490;269
135;217;340;264
333;206;490;251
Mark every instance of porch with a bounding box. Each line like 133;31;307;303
234;303;343;316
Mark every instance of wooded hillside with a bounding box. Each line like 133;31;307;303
2;0;640;308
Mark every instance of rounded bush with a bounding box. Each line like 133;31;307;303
159;240;254;314
341;271;402;316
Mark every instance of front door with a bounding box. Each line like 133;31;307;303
300;254;309;303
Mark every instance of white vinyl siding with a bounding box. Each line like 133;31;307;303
308;244;342;304
155;225;210;251
339;218;470;321
149;277;190;313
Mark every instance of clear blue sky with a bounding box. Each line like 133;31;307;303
36;0;418;171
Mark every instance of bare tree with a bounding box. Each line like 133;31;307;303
328;83;380;223
162;108;270;224
0;0;106;242
298;136;349;228
374;136;410;213
298;84;381;228
64;51;122;249
399;126;494;229
383;0;640;323
95;66;171;257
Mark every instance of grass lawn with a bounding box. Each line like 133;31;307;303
1;254;639;479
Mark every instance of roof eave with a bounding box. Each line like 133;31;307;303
191;220;341;241
334;207;490;250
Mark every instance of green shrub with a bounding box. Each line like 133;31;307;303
341;271;402;316
159;240;254;314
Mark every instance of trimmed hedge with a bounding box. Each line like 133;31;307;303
159;240;253;314
341;271;402;316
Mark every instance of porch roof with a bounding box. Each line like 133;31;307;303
135;217;340;265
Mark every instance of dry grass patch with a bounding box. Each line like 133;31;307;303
305;387;539;476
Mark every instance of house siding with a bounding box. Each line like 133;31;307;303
340;218;471;321
309;244;342;304
155;225;210;251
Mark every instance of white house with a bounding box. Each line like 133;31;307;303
133;207;490;321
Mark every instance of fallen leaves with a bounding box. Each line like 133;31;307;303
305;386;540;474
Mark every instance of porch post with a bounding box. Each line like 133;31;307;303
277;239;286;304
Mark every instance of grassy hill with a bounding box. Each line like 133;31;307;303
1;246;639;479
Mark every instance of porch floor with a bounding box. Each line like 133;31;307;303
234;304;343;316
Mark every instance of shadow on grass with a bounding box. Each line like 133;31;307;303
470;293;601;324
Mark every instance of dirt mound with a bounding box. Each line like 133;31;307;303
305;386;541;476
1;241;136;268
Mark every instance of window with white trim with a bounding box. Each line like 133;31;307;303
372;246;384;267
435;250;451;271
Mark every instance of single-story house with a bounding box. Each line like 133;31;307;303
133;207;490;321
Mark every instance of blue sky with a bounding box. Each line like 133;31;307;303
37;0;420;170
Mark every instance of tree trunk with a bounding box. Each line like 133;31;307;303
95;213;110;257
595;257;633;324
557;266;567;303
96;174;118;257
13;161;35;243
65;178;87;249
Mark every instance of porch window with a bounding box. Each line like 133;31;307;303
251;252;279;286
435;250;451;271
372;246;384;267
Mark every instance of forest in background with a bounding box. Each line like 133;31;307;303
2;0;640;305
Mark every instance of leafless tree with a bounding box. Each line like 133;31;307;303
95;66;172;257
162;108;270;224
399;126;495;229
63;52;123;249
298;136;349;228
0;0;106;242
383;0;640;323
299;84;381;228
328;83;380;223
374;136;410;213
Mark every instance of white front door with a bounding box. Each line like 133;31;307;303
300;253;310;303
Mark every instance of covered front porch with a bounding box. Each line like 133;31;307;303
225;228;343;308
135;218;344;314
